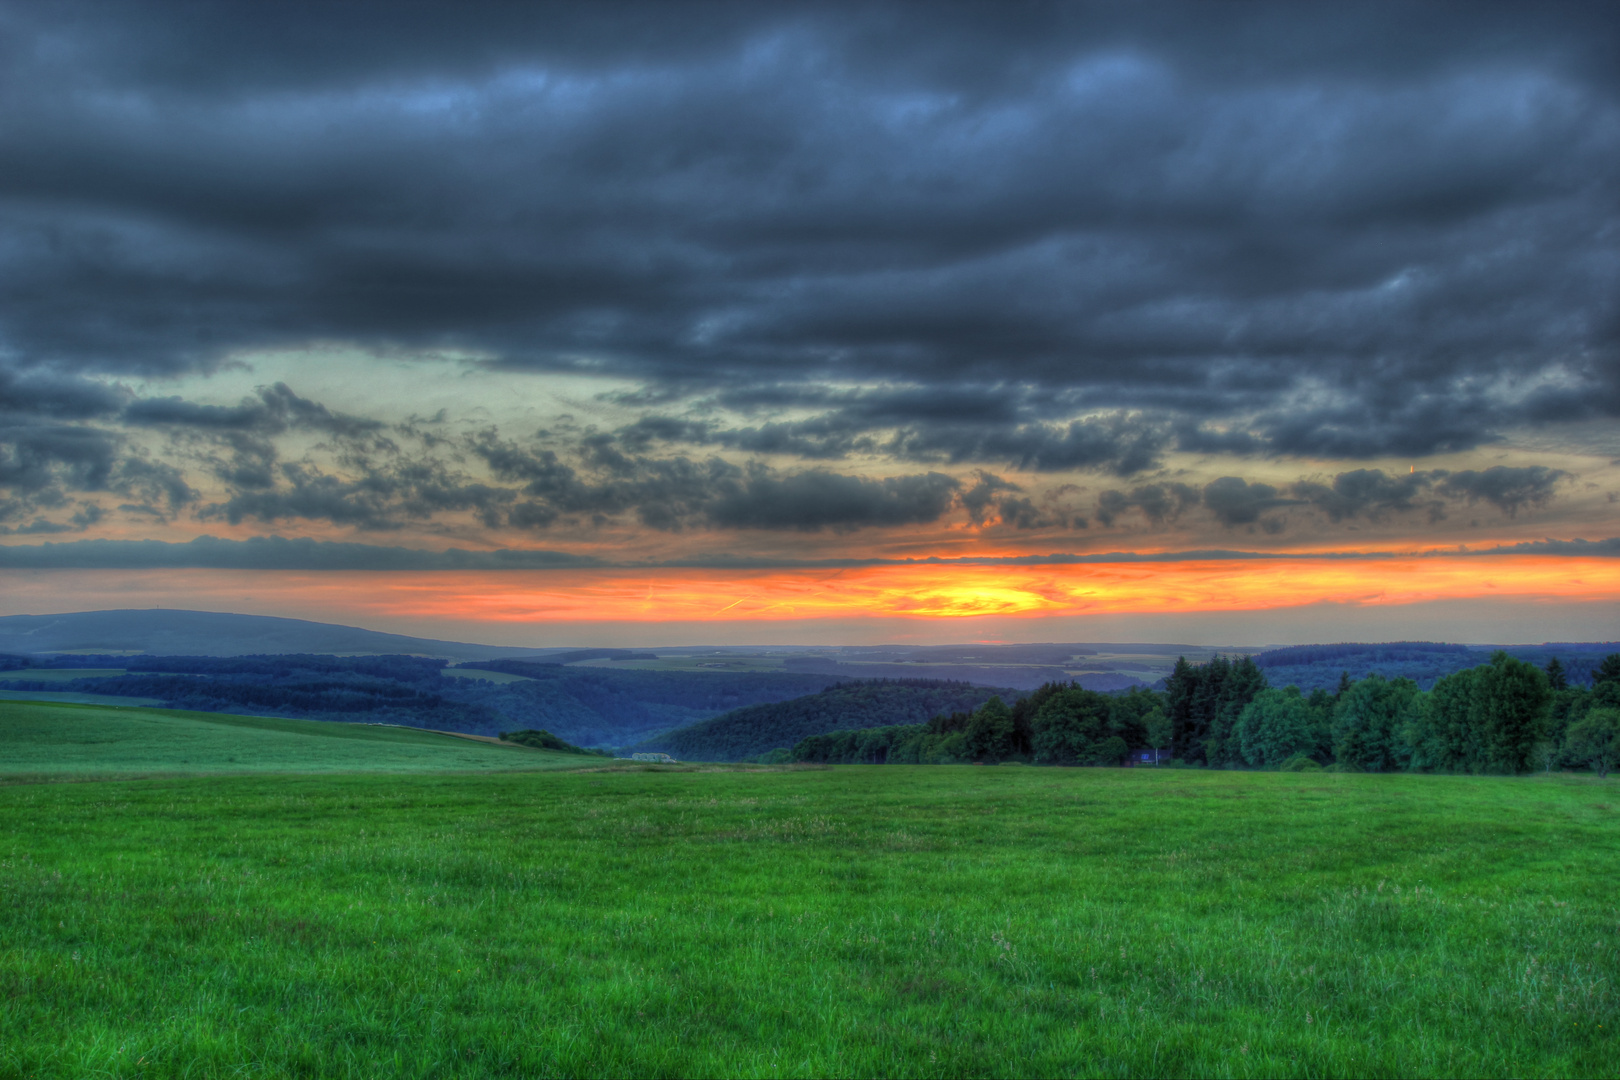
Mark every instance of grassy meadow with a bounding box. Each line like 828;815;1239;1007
0;700;585;778
0;708;1615;1078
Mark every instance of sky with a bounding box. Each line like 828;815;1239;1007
1;1;1618;646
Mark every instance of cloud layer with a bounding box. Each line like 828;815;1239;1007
1;3;1616;556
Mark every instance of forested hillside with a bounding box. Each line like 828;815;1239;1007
787;651;1620;776
0;655;840;747
448;663;840;745
1253;641;1618;691
632;680;1014;761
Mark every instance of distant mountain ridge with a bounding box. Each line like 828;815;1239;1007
1251;640;1619;691
0;609;554;660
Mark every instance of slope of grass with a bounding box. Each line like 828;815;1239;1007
0;699;593;777
0;765;1614;1077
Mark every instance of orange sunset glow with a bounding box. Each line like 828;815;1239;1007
333;556;1620;623
5;555;1611;635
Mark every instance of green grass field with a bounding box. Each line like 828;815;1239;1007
0;700;588;778
0;721;1615;1077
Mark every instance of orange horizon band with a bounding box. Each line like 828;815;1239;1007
121;554;1615;623
1;555;1613;627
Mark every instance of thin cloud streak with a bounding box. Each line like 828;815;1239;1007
1;534;1617;571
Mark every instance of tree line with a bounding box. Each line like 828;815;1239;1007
784;652;1620;776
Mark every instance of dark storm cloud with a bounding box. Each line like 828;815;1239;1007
5;533;1615;571
1093;482;1200;528
1088;465;1576;533
0;422;119;495
124;383;382;438
1289;468;1435;523
0;369;126;420
705;468;959;532
0;535;601;570
0;1;1616;465
315;427;962;533
619;386;1171;474
1434;466;1569;519
1200;477;1299;529
1287;466;1568;523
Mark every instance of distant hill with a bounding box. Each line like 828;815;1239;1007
443;662;844;746
0;651;846;749
1253;640;1619;691
0;609;558;660
778;657;1146;691
633;680;1015;761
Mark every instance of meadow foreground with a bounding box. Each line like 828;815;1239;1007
1;762;1615;1078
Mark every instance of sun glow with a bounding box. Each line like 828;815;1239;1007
385;556;1617;622
2;556;1614;638
36;554;1590;625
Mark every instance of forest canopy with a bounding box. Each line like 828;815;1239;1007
782;651;1620;776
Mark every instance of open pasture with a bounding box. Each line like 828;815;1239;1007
0;700;586;778
1;762;1615;1078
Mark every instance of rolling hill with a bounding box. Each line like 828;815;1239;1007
0;609;557;660
0;699;593;776
632;680;1015;761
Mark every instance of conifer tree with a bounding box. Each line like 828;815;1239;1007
1545;657;1567;691
1594;654;1620;687
1165;657;1196;760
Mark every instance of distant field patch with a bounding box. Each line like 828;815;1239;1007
441;668;537;684
0;700;595;777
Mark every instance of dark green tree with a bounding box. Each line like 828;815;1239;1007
1335;670;1352;699
1164;657;1197;761
1544;657;1567;691
1472;651;1551;774
1107;685;1163;749
1008;682;1068;758
1595;654;1620;687
964;696;1018;762
1189;655;1230;763
1564;707;1620;778
1333;675;1420;772
1029;687;1112;764
1237;687;1317;766
1409;667;1481;773
1209;655;1268;766
1142;707;1171;763
1305;688;1336;760
1093;736;1130;766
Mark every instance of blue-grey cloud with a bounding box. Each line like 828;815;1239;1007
1201;477;1300;529
704;468;960;532
0;0;1614;467
1434;465;1569;518
1290;468;1436;523
4;533;1617;571
1094;482;1200;527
